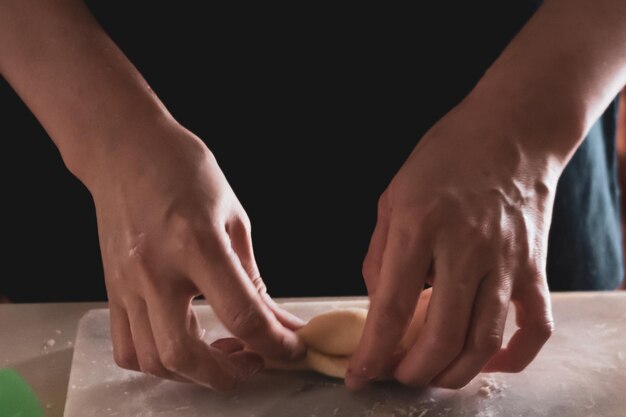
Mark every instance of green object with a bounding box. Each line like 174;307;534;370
0;368;45;417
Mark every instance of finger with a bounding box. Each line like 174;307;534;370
346;219;431;390
227;216;261;282
190;232;305;361
188;308;204;339
211;337;245;354
145;291;264;390
263;293;306;330
483;280;553;373
228;217;306;330
399;287;433;348
432;269;511;389
394;250;482;388
109;302;140;371
361;194;391;296
126;299;189;382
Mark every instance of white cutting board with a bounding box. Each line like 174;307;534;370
64;293;626;417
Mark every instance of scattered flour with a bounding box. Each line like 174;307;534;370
478;376;505;398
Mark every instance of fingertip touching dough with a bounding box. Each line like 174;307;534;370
269;289;432;378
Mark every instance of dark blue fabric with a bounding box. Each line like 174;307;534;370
548;98;623;290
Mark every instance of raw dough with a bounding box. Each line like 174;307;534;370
269;289;432;378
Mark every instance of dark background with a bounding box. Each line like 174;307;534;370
0;3;538;302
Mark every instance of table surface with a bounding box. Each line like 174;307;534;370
0;301;107;417
1;293;625;417
0;297;350;417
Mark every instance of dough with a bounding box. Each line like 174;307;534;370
269;289;432;378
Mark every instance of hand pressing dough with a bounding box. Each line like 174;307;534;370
269;289;432;378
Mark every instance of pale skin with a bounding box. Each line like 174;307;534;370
1;0;625;391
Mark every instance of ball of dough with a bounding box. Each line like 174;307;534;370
269;289;432;379
304;349;350;379
297;308;367;356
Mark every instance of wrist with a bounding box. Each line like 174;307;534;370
63;111;203;195
465;68;587;170
61;104;172;185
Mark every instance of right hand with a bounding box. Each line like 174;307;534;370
86;120;305;390
347;93;558;390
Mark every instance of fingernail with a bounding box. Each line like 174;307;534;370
229;351;265;380
211;337;245;354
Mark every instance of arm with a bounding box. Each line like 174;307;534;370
473;0;626;162
348;0;626;389
0;0;304;389
0;0;164;184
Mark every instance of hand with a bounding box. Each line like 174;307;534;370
347;95;559;389
89;121;304;390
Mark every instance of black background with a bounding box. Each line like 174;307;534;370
0;3;536;302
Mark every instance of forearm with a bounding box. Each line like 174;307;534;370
0;0;174;184
469;0;626;166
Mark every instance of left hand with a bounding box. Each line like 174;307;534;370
346;93;561;389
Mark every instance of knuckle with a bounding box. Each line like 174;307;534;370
474;235;494;256
425;332;464;359
176;224;201;251
377;193;389;212
177;223;214;253
169;215;221;254
138;354;165;376
525;265;547;283
227;305;267;339
113;350;137;370
472;333;503;356
361;258;379;282
121;256;158;284
251;275;267;295
160;341;193;372
373;301;414;330
239;213;252;233
127;233;148;258
124;236;157;273
391;224;414;248
123;250;150;274
467;225;492;253
534;321;555;342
